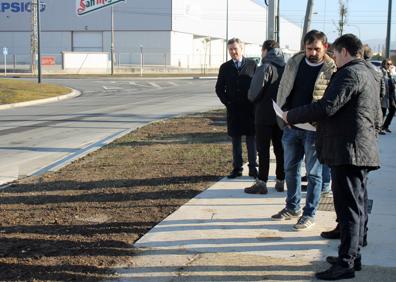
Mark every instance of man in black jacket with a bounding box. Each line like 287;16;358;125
284;34;381;280
216;38;257;178
244;40;285;194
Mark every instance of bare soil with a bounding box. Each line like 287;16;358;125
0;110;232;281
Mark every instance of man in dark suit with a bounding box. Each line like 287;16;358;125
215;38;257;178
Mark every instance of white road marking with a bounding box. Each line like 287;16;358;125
148;82;162;88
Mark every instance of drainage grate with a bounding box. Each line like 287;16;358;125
318;196;373;214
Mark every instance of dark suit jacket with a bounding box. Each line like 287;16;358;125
215;58;256;136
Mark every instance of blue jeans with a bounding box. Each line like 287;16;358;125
282;127;322;217
322;164;331;192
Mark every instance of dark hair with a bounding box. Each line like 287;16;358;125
303;30;328;45
227;37;243;46
333;34;363;57
262;40;279;51
382;58;392;68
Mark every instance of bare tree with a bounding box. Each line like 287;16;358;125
335;0;348;36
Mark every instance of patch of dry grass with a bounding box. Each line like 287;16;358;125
0;109;233;281
0;79;70;104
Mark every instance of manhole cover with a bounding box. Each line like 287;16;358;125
318;196;373;214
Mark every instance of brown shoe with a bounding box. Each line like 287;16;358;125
244;181;268;194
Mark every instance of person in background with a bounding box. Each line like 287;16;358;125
244;40;285;194
284;34;382;280
215;38;258;179
381;58;396;134
272;30;336;231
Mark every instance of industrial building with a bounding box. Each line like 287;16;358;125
0;0;301;71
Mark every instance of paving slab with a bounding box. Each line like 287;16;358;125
110;123;396;281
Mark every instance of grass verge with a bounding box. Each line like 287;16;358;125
0;79;70;104
0;109;232;281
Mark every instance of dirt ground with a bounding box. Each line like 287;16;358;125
0;110;233;281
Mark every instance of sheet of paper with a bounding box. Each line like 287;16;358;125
272;100;284;119
272;100;316;132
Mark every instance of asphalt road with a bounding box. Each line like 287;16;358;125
0;77;222;186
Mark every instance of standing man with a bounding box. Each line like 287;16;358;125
244;40;285;194
272;30;336;230
284;34;381;280
381;58;396;133
216;38;258;179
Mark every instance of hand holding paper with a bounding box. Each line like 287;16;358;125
272;100;316;132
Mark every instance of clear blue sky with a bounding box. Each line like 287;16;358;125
258;0;395;51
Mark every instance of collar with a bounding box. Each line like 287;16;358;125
304;57;324;67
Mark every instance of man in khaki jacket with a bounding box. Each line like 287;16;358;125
272;30;336;231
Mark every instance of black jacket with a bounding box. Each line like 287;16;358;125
248;48;285;125
287;59;381;168
215;57;256;136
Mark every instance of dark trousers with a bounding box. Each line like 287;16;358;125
330;165;369;268
256;123;284;182
231;135;257;171
383;105;396;129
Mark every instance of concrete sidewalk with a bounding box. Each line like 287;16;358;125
112;122;396;281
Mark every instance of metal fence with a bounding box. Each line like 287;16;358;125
0;51;228;75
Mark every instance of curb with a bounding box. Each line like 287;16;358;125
0;88;81;110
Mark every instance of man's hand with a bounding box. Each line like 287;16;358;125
282;111;288;124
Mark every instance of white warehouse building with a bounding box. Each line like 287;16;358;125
0;0;302;70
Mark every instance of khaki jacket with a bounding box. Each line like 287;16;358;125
277;51;336;110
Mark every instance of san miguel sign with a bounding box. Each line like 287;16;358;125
77;0;125;16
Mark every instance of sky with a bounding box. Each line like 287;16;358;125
258;0;396;51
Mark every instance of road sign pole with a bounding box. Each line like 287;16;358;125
2;47;7;76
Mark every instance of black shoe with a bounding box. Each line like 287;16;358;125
301;175;307;182
321;225;340;239
227;169;242;179
384;127;392;133
301;184;307;192
362;234;368;247
379;130;386;135
248;168;258;178
315;264;355;280
326;256;362;271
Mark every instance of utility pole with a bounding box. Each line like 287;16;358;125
385;0;392;58
301;0;314;50
37;0;42;83
31;0;38;75
267;0;278;41
111;6;115;75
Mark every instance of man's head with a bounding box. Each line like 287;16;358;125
332;34;363;68
382;58;393;70
227;38;244;61
261;40;279;58
303;30;328;64
362;44;373;60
